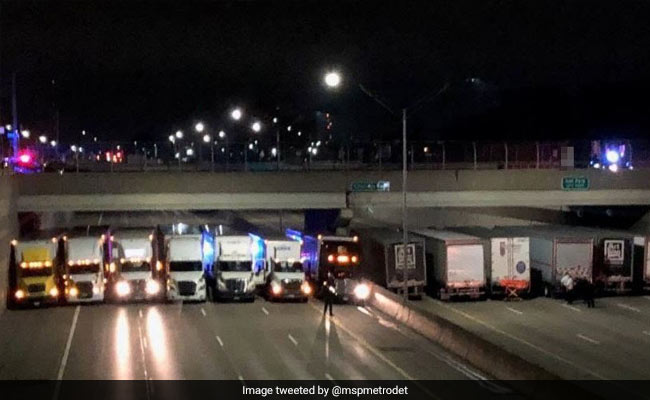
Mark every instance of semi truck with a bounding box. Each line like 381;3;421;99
503;226;593;297
208;234;264;302
264;238;311;301
165;233;210;302
451;226;531;298
7;232;65;308
63;227;109;303
112;229;164;302
633;235;650;293
412;229;485;300
353;228;426;298
287;229;370;304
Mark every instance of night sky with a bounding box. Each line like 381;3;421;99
2;0;650;144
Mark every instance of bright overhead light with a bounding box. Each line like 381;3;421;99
218;130;226;138
605;150;620;164
175;130;183;139
324;71;342;88
195;122;205;132
252;121;261;132
50;140;57;147
203;134;211;143
169;135;175;143
38;135;47;144
21;130;30;138
231;108;242;121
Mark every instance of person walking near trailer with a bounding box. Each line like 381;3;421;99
561;272;575;304
322;272;336;317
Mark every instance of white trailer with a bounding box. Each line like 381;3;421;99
413;229;485;300
112;229;163;301
633;235;650;292
64;235;107;302
211;235;264;302
452;227;531;297
503;226;593;297
166;234;208;302
264;239;310;301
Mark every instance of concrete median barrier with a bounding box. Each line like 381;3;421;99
367;282;559;380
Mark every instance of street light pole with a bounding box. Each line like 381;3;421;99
276;125;280;171
401;108;408;301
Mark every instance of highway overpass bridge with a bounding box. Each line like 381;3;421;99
6;169;650;212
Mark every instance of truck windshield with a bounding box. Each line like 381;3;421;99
122;261;151;272
218;261;251;272
169;261;202;272
273;261;303;273
69;263;101;274
20;267;53;277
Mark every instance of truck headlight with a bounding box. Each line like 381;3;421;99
145;280;160;295
49;287;59;298
15;289;25;300
69;287;79;297
115;281;131;297
301;281;312;295
271;281;282;296
354;283;370;300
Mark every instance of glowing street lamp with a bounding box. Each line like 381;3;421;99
39;135;47;144
324;71;342;88
168;135;175;143
175;130;183;139
251;121;262;132
203;134;211;143
218;130;226;139
195;122;205;133
21;130;30;139
231;108;242;121
50;140;57;147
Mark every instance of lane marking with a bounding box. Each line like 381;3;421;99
143;337;148;349
562;304;582;312
308;303;415;380
56;305;80;380
238;375;245;382
440;303;607;379
139;309;143;319
357;306;373;317
617;303;641;313
288;334;298;346
261;307;269;315
576;334;600;345
201;307;207;317
325;373;334;381
505;306;523;315
137;324;150;381
216;335;224;347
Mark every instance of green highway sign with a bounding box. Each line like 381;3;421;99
350;181;390;192
562;176;589;191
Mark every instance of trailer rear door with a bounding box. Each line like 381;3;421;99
447;244;484;284
556;240;593;282
491;238;530;284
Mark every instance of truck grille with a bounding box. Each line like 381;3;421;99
76;281;94;298
132;280;146;296
28;283;45;293
226;279;245;293
283;279;302;290
178;281;197;296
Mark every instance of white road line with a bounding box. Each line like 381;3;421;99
139;309;143;318
441;303;607;379
137;324;150;381
562;304;582;312
143;337;148;349
288;334;298;346
261;307;269;315
56;305;80;380
325;373;335;381
238;375;245;382
216;335;224;347
357;306;373;317
201;307;207;316
576;334;600;345
505;306;523;315
617;303;641;313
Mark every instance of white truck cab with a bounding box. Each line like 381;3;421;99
64;235;106;302
166;234;207;302
112;229;162;301
265;239;310;301
212;235;264;302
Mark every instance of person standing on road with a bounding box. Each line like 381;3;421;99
322;272;336;317
583;279;596;308
561;272;575;304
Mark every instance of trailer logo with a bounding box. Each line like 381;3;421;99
516;261;526;274
604;240;624;264
395;244;416;270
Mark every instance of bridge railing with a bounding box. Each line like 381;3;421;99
4;139;649;173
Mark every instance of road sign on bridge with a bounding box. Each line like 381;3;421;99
350;181;390;192
561;176;589;191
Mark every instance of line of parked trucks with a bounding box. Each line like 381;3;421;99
6;226;372;308
351;225;650;301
